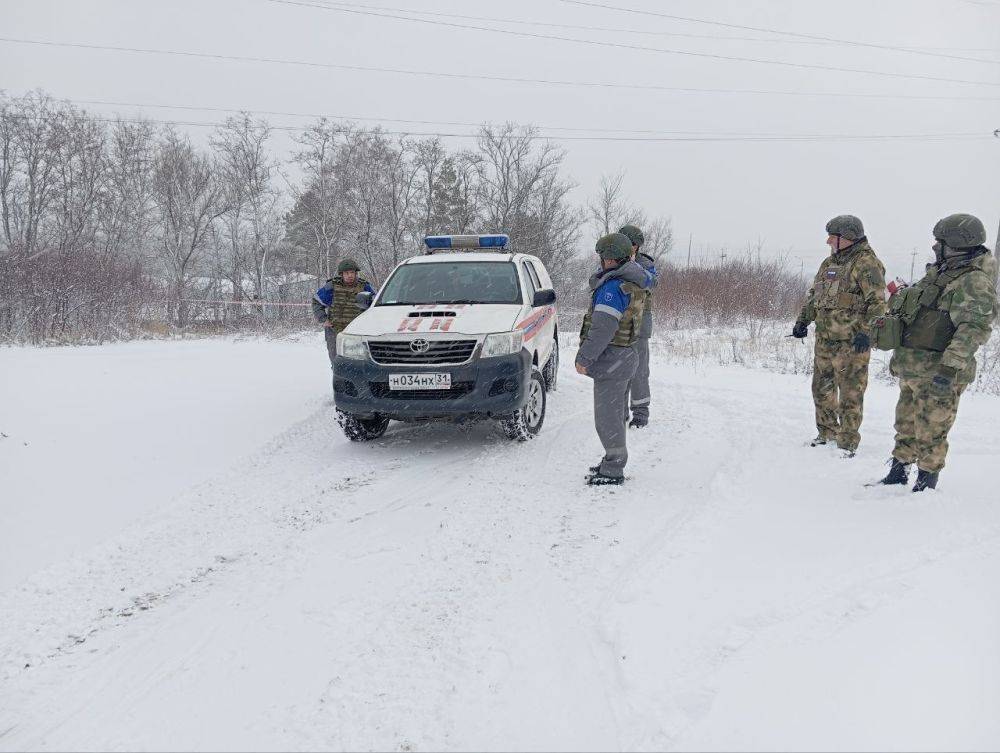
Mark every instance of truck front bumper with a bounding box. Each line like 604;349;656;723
333;349;532;421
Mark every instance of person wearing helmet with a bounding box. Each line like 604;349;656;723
792;215;887;456
619;224;659;428
312;257;375;377
877;213;997;491
576;232;649;486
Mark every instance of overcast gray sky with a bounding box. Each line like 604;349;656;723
3;0;999;276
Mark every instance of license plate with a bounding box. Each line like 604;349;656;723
388;373;451;390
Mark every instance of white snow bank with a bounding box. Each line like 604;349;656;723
0;337;997;751
0;337;330;590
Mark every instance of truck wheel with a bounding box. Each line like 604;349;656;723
338;410;390;442
542;338;559;392
499;367;546;441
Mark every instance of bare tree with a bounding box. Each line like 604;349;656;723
151;128;228;327
286;120;357;281
212;114;286;318
587;171;628;237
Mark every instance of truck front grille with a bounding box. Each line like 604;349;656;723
367;339;477;365
369;381;476;400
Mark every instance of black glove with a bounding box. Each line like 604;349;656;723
851;332;871;353
792;321;808;339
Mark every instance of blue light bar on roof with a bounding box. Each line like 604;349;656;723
424;234;509;250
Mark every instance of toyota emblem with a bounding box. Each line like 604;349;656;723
410;338;431;354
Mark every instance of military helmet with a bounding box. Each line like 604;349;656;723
596;232;634;261
932;213;987;249
337;257;361;274
619;224;645;248
825;215;865;241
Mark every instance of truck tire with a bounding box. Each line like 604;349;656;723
542;336;559;392
338;411;390;442
499;367;546;441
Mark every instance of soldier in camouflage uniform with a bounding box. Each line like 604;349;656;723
576;233;648;486
793;215;887;455
876;214;997;491
312;258;374;377
619;224;659;428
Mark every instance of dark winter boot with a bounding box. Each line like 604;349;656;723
810;436;830;447
879;459;910;486
912;469;939;492
586;471;624;486
628;415;648;429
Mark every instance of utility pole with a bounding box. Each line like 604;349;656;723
910;248;918;282
686;233;692;268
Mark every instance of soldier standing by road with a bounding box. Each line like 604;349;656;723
875;213;997;491
619;224;659;428
792;215;887;456
576;233;649;486
312;258;374;387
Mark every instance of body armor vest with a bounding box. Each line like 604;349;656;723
579;281;644;348
887;264;977;352
813;249;870;313
326;276;368;334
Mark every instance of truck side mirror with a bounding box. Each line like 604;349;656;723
532;289;556;307
356;291;374;310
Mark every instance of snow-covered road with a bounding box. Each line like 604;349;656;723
1;337;998;751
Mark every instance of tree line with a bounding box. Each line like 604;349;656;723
0;90;805;344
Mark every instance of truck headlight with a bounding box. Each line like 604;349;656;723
481;331;524;358
337;333;367;360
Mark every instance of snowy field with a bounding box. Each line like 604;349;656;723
1;336;999;751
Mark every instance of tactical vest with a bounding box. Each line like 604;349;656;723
326;276;368;334
813;249;871;314
579;281;644;348
636;288;652;321
875;263;977;352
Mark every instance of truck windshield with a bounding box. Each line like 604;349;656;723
377;261;522;305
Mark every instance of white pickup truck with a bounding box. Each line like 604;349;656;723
333;234;559;441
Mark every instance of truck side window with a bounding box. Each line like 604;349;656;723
526;262;543;292
521;261;537;301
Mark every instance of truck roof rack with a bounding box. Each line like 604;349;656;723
423;234;509;254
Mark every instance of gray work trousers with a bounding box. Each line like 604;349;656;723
626;337;651;421
591;345;639;478
324;327;337;392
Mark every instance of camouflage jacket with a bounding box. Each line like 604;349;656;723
798;239;886;342
890;250;998;383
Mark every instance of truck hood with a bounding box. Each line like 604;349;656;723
344;304;525;337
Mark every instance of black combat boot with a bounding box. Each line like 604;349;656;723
879;459;910;486
586;471;624;486
912;469;939;492
628;416;648;429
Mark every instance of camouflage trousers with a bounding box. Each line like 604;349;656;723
811;338;870;451
892;375;966;473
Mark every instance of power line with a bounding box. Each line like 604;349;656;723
559;0;1000;66
2;110;991;143
291;0;1000;55
3;37;998;103
266;0;1000;87
54;96;992;139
